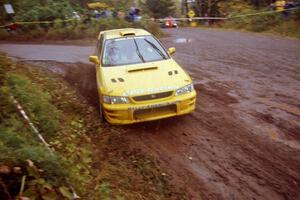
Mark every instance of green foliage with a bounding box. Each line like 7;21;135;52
144;0;176;18
0;98;68;199
0;55;89;199
248;14;282;32
221;4;300;38
91;18;132;32
269;20;300;38
0;125;68;181
0;123;28;152
0;0;164;40
227;12;282;32
20;161;71;200
46;18;133;40
6;73;59;137
3;0;74;21
134;19;164;37
0;54;9;84
97;182;111;200
0;58;68;186
219;0;253;16
0;0;136;25
58;186;74;199
17;146;68;181
101;0;135;10
0;18;163;40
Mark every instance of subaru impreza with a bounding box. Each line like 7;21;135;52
89;28;196;124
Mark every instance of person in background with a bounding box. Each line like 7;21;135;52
127;7;141;22
283;0;296;18
275;0;286;11
94;10;100;19
112;10;118;18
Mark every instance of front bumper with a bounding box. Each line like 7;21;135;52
102;91;196;125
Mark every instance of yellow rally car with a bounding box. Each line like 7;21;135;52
89;28;196;124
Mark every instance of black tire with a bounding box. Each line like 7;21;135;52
98;102;106;122
97;89;106;122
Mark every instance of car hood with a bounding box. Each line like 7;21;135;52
99;59;192;97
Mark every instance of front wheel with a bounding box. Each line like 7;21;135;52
98;102;106;122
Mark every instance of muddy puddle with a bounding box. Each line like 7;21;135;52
173;38;193;44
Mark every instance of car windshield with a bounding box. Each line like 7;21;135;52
102;35;169;67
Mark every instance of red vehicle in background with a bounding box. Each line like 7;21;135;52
5;23;17;32
161;17;178;28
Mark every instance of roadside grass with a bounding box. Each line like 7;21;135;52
0;54;187;199
0;54;79;199
219;7;300;38
0;18;164;41
266;20;300;38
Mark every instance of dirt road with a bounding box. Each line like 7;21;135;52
123;29;300;200
0;43;93;63
1;28;300;200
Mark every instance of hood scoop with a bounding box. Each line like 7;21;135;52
120;30;136;36
127;66;158;73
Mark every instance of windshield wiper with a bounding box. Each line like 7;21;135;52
144;38;167;60
133;38;145;63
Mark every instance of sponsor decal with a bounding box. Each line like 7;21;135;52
129;101;179;110
123;86;179;96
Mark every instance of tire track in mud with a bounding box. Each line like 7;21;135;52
194;93;299;199
122;29;300;200
124;83;300;200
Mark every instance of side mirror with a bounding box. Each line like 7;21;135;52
89;56;100;65
168;47;176;55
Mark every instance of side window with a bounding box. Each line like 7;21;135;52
97;35;104;58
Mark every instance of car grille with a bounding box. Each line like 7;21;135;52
134;105;177;120
132;91;173;102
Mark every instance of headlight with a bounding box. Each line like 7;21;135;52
103;96;129;104
175;84;194;96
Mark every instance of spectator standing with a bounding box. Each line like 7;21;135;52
275;0;286;11
283;1;296;18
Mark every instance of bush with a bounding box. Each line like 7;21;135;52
0;125;68;182
0;57;64;181
248;13;282;32
16;145;68;182
270;20;300;38
14;1;74;22
222;6;300;38
135;20;164;37
5;73;60;137
0;17;163;41
225;12;282;32
0;55;71;199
